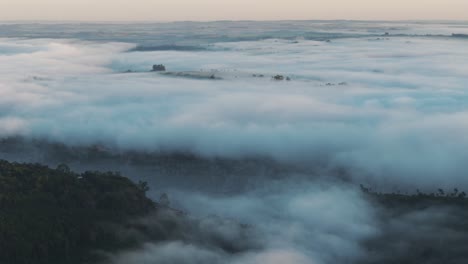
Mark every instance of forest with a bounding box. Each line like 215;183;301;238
0;160;157;264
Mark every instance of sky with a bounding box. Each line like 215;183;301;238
1;0;467;21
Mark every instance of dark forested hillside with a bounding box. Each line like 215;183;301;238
361;186;468;264
0;160;156;264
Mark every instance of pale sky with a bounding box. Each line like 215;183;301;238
0;0;467;21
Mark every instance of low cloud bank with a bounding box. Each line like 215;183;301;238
106;179;468;264
1;35;468;189
2;28;468;263
106;181;377;264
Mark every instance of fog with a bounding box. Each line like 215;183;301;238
105;180;377;264
1;32;468;189
104;178;468;264
1;22;468;263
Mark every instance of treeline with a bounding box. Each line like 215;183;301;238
0;160;155;264
360;184;468;209
360;184;468;264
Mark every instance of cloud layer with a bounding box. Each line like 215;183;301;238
2;23;468;264
108;180;377;264
1;32;468;188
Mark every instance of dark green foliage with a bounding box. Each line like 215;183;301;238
360;185;468;264
360;184;468;210
0;160;155;264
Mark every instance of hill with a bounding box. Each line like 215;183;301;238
0;160;156;264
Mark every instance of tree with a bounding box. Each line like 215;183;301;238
138;180;150;193
159;193;170;207
56;163;71;174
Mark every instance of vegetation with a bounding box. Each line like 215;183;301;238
360;184;468;264
0;160;155;264
360;184;468;209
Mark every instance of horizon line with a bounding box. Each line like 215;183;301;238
1;18;468;24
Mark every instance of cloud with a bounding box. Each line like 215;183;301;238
110;242;224;264
1;35;468;189
107;180;377;264
2;25;468;263
168;181;377;264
